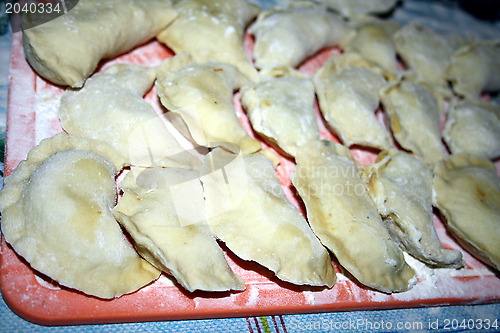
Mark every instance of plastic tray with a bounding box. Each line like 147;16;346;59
1;32;500;326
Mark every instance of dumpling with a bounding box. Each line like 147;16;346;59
394;22;460;89
114;167;245;292
380;79;447;166
156;53;261;154
433;154;500;271
345;19;400;77
250;3;350;70
23;0;177;87
240;68;320;157
446;41;500;98
59;63;199;169
303;0;398;19
291;141;416;293
156;0;259;81
0;133;160;299
314;53;393;150
443;99;500;160
362;151;463;268
200;148;336;287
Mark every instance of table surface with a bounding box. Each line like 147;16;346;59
0;1;499;332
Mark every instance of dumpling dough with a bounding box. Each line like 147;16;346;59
363;151;463;268
346;19;400;77
443;99;500;160
250;3;350;70
314;53;392;150
200;148;336;287
380;79;446;166
433;154;500;271
23;0;177;87
446;41;500;98
59;63;199;169
306;0;398;18
240;69;319;157
291;141;416;293
156;53;261;154
394;22;460;88
114;167;244;292
0;133;160;299
156;0;259;81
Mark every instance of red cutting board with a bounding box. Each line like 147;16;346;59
1;32;500;326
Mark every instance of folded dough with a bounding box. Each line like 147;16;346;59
380;79;447;166
156;53;261;154
314;53;392;150
157;0;259;81
200;148;336;287
250;3;350;70
114;167;245;292
23;0;177;87
0;133;160;299
446;41;500;98
394;22;460;89
59;63;199;169
363;151;463;268
291;141;416;293
345;19;400;77
240;69;319;157
433;154;500;271
443;99;500;160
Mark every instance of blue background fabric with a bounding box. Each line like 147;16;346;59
0;1;499;331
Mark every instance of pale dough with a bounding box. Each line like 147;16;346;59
157;0;259;81
363;151;463;268
114;167;245;292
23;0;177;87
433;154;500;271
291;141;416;293
59;63;201;169
156;53;261;155
200;148;336;287
0;133;160;299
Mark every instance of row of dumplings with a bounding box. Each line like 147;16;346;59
1;0;499;299
23;0;500;161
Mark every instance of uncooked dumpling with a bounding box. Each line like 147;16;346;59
380;79;446;166
200;148;336;287
394;22;460;88
443;99;500;160
156;53;261;154
114;167;244;292
433;154;500;271
156;0;259;81
59;63;199;169
446;41;500;98
240;69;319;157
363;151;463;268
314;53;392;150
0;133;160;299
23;0;177;87
345;19;399;77
250;3;350;70
291;141;416;293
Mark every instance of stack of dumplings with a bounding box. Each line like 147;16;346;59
1;0;499;301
